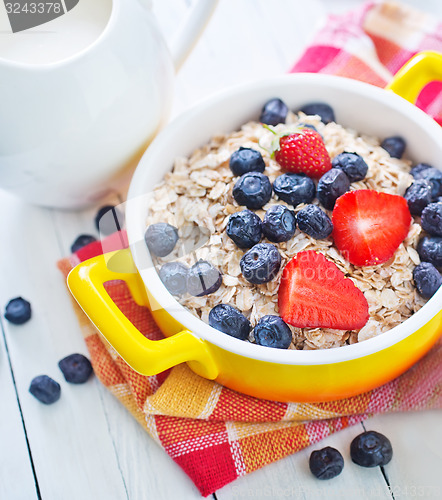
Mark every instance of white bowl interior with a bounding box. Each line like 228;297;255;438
127;73;442;365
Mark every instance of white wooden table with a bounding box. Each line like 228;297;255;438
1;1;442;499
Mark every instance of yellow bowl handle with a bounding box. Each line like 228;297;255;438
386;50;442;103
67;248;218;379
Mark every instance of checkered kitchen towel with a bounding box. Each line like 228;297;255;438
291;0;442;125
59;1;442;497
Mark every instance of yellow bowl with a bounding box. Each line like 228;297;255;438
68;51;442;402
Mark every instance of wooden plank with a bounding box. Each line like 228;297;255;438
216;422;393;500
1;1;440;500
51;196;205;499
364;413;442;499
0;318;39;500
0;192;130;500
98;385;206;499
173;0;293;117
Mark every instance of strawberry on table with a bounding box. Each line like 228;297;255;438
266;126;331;178
332;190;412;267
278;251;369;330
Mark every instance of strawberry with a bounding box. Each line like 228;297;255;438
332;190;412;267
266;126;331;178
278;251;369;330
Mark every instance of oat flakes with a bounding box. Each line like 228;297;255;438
145;113;427;350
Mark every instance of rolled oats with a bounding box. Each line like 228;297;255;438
145;114;427;350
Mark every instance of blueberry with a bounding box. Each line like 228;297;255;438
350;431;393;467
259;97;288;126
226;209;262;249
413;262;442;298
404;179;433;215
240;243;281;284
410;162;432;178
159;262;189;295
144;222;179;257
421;202;442;237
262;205;296;243
411;166;442;201
297;205;333;239
229;147;266;176
332;152;369;182
95;205;125;235
208;304;251;340
233;172;272;209
58;353;93;384
187;260;222;296
29;375;61;404
70;234;97;253
317;169;350;210
298;102;335;124
4;297;31;325
380;136;406;159
253;315;292;349
309;447;344;480
417;236;442;268
273;173;316;207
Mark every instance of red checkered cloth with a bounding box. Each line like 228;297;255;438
59;1;442;497
291;0;442;125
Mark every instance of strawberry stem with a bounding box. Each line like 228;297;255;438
262;123;278;135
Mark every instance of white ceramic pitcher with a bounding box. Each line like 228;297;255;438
0;0;218;208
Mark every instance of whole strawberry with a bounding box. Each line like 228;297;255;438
269;127;331;178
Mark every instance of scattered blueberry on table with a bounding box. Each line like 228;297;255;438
229;147;266;176
380;135;406;159
350;430;393;467
413;262;442;299
226;209;262;249
332;152;368;182
144;222;179;257
208;304;251;340
95;204;125;235
159;262;189;295
253;315;292;349
262;205;296;243
4;297;32;325
29;375;61;404
273;173;316;207
259;97;288;126
309;446;344;480
297;102;336;124
240;243;281;285
296;204;333;239
233;172;272;209
58;353;93;384
317;168;350;210
187;260;222;296
70;234;97;253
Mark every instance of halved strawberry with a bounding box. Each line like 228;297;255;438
332;190;412;267
269;128;331;178
278;251;369;330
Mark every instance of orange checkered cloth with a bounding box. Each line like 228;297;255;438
58;2;442;496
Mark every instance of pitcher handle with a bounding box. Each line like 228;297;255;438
166;0;219;71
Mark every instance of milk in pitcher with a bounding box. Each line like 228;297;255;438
0;0;112;64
